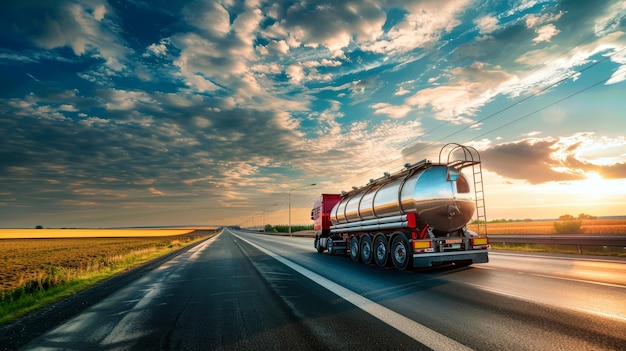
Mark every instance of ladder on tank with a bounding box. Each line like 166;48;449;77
472;161;487;235
439;143;488;235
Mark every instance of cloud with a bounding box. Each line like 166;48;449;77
144;39;169;57
475;15;499;35
0;83;315;216
370;102;412;119
405;62;516;122
286;64;305;84
363;0;471;54
458;0;626;96
0;1;129;71
274;1;386;52
149;188;165;196
532;24;560;43
183;0;230;37
481;134;626;184
525;12;564;29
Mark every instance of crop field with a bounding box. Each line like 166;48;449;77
467;219;626;235
0;230;214;298
0;228;196;239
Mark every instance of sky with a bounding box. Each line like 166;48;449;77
1;0;626;228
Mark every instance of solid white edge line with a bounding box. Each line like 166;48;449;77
232;232;473;351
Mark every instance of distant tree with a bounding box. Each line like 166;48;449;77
523;218;533;222
577;213;596;220
554;220;584;234
35;225;43;229
558;214;575;220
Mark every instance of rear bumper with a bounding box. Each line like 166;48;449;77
412;249;488;268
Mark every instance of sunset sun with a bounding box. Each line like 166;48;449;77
579;172;613;196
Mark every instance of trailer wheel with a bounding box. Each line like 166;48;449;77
360;235;373;264
373;235;389;267
391;235;410;270
328;237;334;256
315;237;325;253
349;236;360;262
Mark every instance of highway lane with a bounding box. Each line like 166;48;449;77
17;230;424;350
228;230;626;350
17;229;626;350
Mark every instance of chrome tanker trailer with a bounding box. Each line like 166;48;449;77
311;143;489;270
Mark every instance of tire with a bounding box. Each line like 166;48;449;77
373;235;389;267
350;236;360;262
360;235;373;264
315;237;325;253
390;235;410;270
328;237;334;256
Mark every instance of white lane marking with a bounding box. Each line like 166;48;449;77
475;256;626;289
233;232;473;351
473;265;626;289
458;279;626;323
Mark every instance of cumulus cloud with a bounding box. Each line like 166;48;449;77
183;0;231;37
532;24;560;43
481;134;626;184
145;39;169;57
275;1;386;52
363;0;471;54
0;1;129;71
286;64;305;84
475;15;499;35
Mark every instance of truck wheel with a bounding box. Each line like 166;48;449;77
373;235;389;267
315;237;325;253
360;235;373;264
391;235;410;270
349;236;360;262
328;237;334;256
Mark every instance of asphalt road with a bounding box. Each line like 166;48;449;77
10;228;626;350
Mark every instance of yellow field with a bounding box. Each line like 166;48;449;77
0;231;215;295
0;228;199;239
467;219;626;235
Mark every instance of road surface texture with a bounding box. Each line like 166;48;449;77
5;228;626;350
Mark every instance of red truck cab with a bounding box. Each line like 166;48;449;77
311;194;343;254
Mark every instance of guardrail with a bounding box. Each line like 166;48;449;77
488;235;626;246
250;231;626;255
489;234;626;256
258;232;626;246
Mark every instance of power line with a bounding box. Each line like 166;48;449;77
467;75;611;142
405;46;624;156
365;46;625;176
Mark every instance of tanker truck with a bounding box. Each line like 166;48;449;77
311;143;489;270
